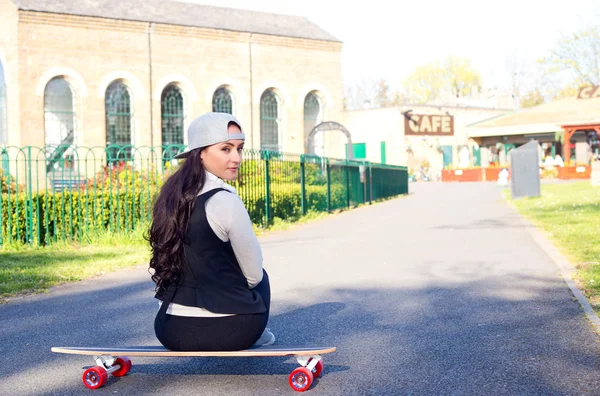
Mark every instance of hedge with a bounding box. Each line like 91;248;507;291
0;182;350;245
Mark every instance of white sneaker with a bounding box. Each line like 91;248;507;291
253;327;275;346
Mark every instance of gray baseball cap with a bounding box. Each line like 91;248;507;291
174;112;245;159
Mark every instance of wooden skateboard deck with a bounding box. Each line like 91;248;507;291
51;345;336;392
51;345;336;357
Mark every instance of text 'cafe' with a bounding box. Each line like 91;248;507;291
404;114;455;136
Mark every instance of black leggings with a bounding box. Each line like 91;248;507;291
154;270;271;351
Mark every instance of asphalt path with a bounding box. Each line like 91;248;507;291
2;182;600;395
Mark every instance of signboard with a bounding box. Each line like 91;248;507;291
404;114;454;136
577;86;600;99
359;165;366;183
510;140;540;199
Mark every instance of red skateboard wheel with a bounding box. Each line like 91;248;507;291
312;360;324;378
82;366;108;390
289;367;313;392
112;357;132;377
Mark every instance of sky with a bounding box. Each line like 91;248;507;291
173;0;600;93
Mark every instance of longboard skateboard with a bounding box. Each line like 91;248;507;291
51;345;336;392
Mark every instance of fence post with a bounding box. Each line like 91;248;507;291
369;162;373;204
0;161;3;246
27;146;33;244
326;157;331;212
358;161;367;204
345;160;350;208
300;154;306;216
35;150;43;246
264;151;271;226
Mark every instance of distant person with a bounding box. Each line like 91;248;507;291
553;154;564;167
497;168;509;186
147;112;274;351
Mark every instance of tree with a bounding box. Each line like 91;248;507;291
403;56;482;103
392;90;408;105
344;78;399;109
538;25;600;97
520;89;545;108
552;84;580;100
343;78;380;110
444;56;482;98
373;79;392;108
504;51;546;106
403;60;445;103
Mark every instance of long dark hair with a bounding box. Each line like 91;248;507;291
146;148;206;292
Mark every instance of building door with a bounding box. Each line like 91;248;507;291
472;146;481;166
442;145;453;167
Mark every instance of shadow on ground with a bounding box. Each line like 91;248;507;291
2;271;600;395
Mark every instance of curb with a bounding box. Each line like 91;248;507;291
512;204;600;333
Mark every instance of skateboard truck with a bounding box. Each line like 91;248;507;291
92;355;119;373
296;354;321;371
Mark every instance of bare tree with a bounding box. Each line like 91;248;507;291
343;78;382;110
539;25;600;99
503;51;547;107
373;79;393;108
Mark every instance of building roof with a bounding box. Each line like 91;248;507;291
11;0;340;42
467;96;600;138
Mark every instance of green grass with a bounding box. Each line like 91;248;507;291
0;222;152;301
1;212;334;301
0;193;406;301
0;198;393;301
506;182;600;311
253;210;331;236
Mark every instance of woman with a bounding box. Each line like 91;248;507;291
147;112;274;351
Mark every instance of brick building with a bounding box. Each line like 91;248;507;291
0;0;346;178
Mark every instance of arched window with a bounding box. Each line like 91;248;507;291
260;89;279;151
161;84;184;159
105;81;132;161
212;87;233;114
0;61;7;145
44;78;75;171
304;92;322;155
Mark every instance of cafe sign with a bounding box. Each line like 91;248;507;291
577;86;600;99
404;114;454;136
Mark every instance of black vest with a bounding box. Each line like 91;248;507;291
155;188;267;314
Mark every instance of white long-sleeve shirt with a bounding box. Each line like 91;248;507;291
158;171;264;317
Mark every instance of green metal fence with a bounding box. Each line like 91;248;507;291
0;145;408;247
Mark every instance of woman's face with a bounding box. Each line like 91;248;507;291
199;123;244;181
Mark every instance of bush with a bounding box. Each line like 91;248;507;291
239;182;348;225
0;190;158;245
0;153;406;246
541;167;559;179
0;181;351;244
87;161;164;192
0;170;24;194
